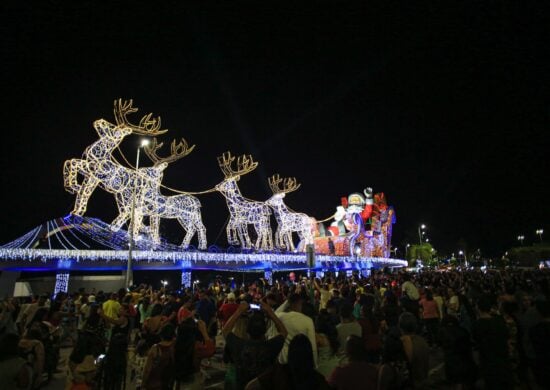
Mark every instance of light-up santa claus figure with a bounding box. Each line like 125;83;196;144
327;188;374;236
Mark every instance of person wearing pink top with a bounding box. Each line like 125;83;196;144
419;289;440;346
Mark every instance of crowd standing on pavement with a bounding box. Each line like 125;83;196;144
0;267;549;389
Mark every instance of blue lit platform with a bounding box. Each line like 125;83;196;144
0;215;407;273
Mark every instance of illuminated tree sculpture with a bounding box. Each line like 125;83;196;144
215;152;273;250
63;99;167;218
266;175;314;252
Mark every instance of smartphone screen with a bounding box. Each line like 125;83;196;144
249;303;261;310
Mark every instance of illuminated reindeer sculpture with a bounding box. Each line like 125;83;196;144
63;99;167;219
266;174;314;251
215;152;273;250
137;138;207;249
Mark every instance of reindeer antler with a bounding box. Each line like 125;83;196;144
143;137;195;166
268;174;301;194
113;99;168;136
217;151;258;178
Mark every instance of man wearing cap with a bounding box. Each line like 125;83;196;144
218;292;239;328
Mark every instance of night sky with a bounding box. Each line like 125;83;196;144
2;2;548;257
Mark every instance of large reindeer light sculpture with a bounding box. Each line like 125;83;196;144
215;152;273;250
137;138;207;249
266;174;314;251
63;99;167;217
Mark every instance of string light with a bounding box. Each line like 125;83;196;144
215;152;273;250
266;174;314;252
181;271;191;288
63;100;206;249
54;273;69;295
3;100;409;275
264;270;273;285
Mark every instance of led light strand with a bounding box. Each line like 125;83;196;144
54;273;70;295
266;175;314;252
216;152;273;250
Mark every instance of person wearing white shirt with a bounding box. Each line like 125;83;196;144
335;302;362;355
272;292;318;367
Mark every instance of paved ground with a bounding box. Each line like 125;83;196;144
43;336;447;389
43;335;228;389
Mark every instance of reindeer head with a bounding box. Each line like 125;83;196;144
143;137;195;167
215;151;258;192
266;174;301;206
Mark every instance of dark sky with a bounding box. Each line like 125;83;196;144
1;2;548;257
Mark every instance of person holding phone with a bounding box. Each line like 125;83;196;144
223;301;288;389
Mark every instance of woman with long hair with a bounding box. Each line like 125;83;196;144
173;318;215;389
315;310;341;379
142;304;168;349
97;332;128;390
141;323;176;390
328;335;379;389
246;334;330;390
359;296;382;363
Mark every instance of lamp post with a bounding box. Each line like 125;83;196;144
458;250;464;268
418;224;426;245
517;235;525;246
536;229;543;242
125;139;150;290
405;243;410;258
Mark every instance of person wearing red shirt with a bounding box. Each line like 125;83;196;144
218;292;239;328
177;296;194;324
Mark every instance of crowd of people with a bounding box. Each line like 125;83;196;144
0;267;548;389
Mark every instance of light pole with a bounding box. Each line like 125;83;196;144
418;224;426;245
517;235;525;246
405;243;410;258
536;229;543;242
458;250;464;268
126;138;150;290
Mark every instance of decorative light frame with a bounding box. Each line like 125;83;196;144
215;152;273;250
266;175;314;252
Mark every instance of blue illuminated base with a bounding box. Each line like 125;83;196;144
0;250;407;273
0;216;407;273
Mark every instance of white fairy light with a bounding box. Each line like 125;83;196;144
63;100;207;249
54;273;69;295
181;271;192;288
0;247;407;268
215;152;273;250
266;175;314;252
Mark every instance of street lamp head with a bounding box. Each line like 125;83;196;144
406;243;410;247
140;139;150;147
420;224;426;229
425;238;429;242
458;250;464;255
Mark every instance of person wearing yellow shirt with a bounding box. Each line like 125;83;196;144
102;293;121;321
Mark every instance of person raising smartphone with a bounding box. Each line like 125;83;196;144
223;300;288;390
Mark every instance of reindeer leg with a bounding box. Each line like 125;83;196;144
287;231;296;252
63;159;84;194
195;215;207;250
150;215;160;245
226;219;238;245
111;193;131;231
72;175;99;215
178;217;194;249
